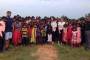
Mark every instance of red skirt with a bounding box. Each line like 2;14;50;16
67;30;72;44
13;30;21;46
63;32;68;43
28;28;32;38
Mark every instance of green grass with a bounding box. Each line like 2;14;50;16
0;44;90;60
55;44;90;60
0;45;37;60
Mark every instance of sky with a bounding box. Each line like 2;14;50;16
0;0;90;18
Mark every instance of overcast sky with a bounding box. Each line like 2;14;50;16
0;0;90;18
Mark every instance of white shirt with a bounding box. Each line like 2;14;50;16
58;22;65;30
51;21;57;31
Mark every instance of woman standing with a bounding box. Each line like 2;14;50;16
62;24;68;44
47;25;52;44
41;26;46;44
36;25;41;44
21;21;29;46
71;26;78;47
28;23;32;44
31;24;36;44
58;19;65;44
51;19;57;43
77;23;81;47
85;19;90;50
13;20;21;47
67;23;72;45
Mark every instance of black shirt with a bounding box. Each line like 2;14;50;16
85;21;90;31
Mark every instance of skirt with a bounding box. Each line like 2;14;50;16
13;30;21;46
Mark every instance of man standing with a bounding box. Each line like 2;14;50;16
85;17;90;50
0;18;5;52
58;18;65;44
5;11;13;50
51;17;57;43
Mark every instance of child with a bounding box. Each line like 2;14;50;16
13;20;21;47
41;26;46;44
67;23;72;45
71;26;78;47
36;26;41;44
62;24;68;45
31;24;36;44
21;22;29;46
77;23;81;47
0;19;5;52
28;23;32;44
47;25;53;44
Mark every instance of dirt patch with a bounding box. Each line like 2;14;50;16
35;44;58;60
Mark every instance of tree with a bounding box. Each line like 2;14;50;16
61;15;69;21
78;17;85;21
85;13;90;21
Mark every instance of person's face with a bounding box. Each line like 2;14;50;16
7;12;11;17
66;22;68;25
61;18;64;22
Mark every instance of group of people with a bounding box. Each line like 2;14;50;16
0;11;90;52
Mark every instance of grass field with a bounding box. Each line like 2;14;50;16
0;44;90;60
0;45;37;60
56;44;90;60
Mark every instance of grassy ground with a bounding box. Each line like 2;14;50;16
0;44;90;60
0;45;37;60
55;44;90;60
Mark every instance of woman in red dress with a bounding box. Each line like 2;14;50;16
13;20;21;47
62;24;68;44
28;23;32;44
67;23;72;45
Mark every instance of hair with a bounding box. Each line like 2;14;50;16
7;11;11;13
72;24;77;31
64;24;68;28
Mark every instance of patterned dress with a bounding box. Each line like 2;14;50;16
71;31;77;44
21;25;29;45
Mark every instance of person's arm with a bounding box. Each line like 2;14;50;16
12;23;15;32
2;21;5;32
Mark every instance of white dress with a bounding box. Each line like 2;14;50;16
47;34;52;42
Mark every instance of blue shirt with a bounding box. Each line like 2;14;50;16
5;17;13;32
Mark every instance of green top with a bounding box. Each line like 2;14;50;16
41;29;46;37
